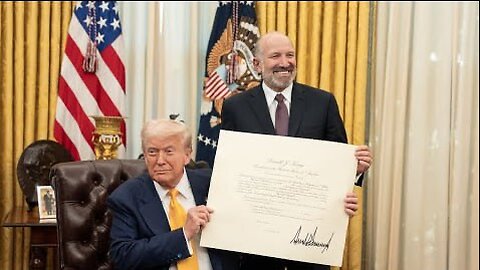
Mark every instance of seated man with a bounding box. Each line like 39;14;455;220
108;119;240;270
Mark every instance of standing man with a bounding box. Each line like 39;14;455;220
221;31;372;270
43;190;54;215
108;119;240;270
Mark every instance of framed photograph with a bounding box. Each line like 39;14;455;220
36;185;56;221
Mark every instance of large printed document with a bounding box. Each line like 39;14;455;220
200;130;357;266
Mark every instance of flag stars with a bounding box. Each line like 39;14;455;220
83;15;93;26
86;1;96;10
205;138;211;146
75;2;83;10
110;18;120;30
112;3;119;14
97;17;107;29
99;1;110;12
96;33;105;44
197;134;216;149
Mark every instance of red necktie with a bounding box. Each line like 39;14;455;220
275;93;289;135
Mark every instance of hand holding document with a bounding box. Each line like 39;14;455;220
200;130;357;266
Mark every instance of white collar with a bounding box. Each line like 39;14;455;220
262;81;293;106
154;168;191;201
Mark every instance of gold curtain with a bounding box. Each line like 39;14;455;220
256;2;373;270
0;2;74;269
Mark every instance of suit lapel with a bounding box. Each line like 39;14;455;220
247;86;275;134
186;169;208;206
138;176;171;235
139;171;209;236
289;83;305;136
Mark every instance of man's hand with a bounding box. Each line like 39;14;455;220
183;205;213;240
344;192;358;217
355;145;372;175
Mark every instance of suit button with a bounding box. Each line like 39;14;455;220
177;253;182;258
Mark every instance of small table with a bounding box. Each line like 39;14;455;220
2;206;58;270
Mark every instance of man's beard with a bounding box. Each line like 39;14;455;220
263;70;296;90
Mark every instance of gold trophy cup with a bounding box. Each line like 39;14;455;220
91;116;124;160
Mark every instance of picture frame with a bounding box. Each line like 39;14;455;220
36;185;56;221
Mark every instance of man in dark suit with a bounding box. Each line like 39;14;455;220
108;119;240;270
221;31;372;270
43;190;54;215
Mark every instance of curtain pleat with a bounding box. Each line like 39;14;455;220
343;2;357;144
49;2;61;138
352;3;369;145
286;2;297;47
37;2;51;139
276;2;287;33
295;2;308;84
24;3;39;145
319;2;334;91
308;3;321;88
256;2;373;270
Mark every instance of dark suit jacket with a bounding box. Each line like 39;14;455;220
222;82;347;143
107;168;240;270
221;82;348;270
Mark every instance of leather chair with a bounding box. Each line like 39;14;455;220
51;159;146;270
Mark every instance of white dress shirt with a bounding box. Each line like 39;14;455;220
153;170;213;270
262;81;293;128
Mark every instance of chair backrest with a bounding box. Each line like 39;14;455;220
51;159;146;270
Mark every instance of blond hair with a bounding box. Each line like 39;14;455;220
141;119;192;151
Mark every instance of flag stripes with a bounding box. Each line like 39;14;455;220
54;1;126;160
205;71;230;100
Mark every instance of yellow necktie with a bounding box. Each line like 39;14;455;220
168;188;199;270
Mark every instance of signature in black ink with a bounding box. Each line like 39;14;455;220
289;226;334;253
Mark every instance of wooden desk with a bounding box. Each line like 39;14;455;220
2;206;58;270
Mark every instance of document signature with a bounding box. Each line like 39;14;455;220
289;226;334;253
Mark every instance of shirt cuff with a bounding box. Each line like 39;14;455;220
182;228;193;255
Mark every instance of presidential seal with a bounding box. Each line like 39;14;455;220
202;15;261;126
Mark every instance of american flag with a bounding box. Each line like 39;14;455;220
204;67;231;100
54;1;126;160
